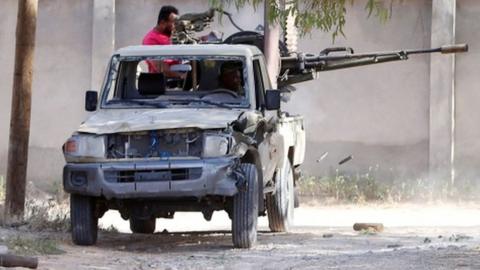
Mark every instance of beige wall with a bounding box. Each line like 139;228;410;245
0;0;17;179
0;0;477;189
284;0;432;179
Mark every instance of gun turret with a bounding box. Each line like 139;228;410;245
173;9;216;44
278;44;468;86
171;9;468;87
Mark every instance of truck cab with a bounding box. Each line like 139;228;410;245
63;44;305;248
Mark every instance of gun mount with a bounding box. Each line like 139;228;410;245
172;9;468;87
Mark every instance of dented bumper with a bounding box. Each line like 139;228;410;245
63;157;239;199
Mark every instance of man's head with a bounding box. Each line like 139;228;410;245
157;5;178;36
219;62;243;93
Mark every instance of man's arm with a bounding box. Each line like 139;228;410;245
161;62;187;79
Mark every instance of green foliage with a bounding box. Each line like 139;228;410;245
209;0;394;40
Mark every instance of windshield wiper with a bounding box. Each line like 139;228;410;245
167;98;232;109
108;100;168;108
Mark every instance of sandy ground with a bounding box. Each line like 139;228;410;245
13;203;480;269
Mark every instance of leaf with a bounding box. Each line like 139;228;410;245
209;0;393;40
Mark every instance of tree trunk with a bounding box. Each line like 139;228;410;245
4;0;38;224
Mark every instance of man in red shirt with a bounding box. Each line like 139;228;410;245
142;5;184;78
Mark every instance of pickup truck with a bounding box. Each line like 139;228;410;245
63;44;305;248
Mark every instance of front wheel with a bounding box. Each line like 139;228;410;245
266;158;295;232
232;163;259;248
70;194;98;246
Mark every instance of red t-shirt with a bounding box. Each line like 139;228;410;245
143;28;171;46
142;28;176;73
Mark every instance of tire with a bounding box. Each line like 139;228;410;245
266;158;295;232
70;194;98;246
232;163;259;248
130;217;156;234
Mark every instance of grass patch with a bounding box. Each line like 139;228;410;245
3;236;65;256
297;168;475;203
298;169;388;203
101;224;119;233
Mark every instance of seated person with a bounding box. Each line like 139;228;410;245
218;62;244;96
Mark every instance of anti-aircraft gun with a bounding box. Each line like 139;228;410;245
173;8;468;87
277;44;468;86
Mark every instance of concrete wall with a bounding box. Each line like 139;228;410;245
284;0;432;179
0;0;477;190
0;0;93;189
0;0;17;182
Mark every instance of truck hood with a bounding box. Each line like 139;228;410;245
77;108;244;134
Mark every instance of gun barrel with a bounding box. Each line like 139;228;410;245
405;43;468;55
278;43;468;86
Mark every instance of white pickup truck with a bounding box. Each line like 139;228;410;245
63;44;305;248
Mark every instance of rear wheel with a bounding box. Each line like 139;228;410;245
70;194;98;246
232;163;259;248
266;158;294;232
130;217;156;234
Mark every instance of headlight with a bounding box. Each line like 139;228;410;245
202;134;230;158
63;134;106;160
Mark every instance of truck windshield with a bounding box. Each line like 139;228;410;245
101;55;249;109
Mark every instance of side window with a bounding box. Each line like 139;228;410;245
105;59;121;102
253;59;265;110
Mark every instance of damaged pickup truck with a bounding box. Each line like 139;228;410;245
63;45;305;248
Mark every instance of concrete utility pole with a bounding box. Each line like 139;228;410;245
91;0;115;90
429;0;456;184
4;0;38;224
264;0;281;88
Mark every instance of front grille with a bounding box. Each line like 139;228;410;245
106;129;203;159
104;168;202;183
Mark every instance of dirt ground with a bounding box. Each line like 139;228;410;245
7;203;480;270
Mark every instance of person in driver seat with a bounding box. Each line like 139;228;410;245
218;61;244;96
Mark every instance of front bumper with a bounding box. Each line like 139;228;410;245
63;157;239;199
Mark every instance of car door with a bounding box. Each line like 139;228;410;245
253;56;284;184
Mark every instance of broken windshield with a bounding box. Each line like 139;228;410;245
101;55;250;109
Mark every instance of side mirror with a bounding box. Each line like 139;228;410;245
265;90;281;110
85;91;98;112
